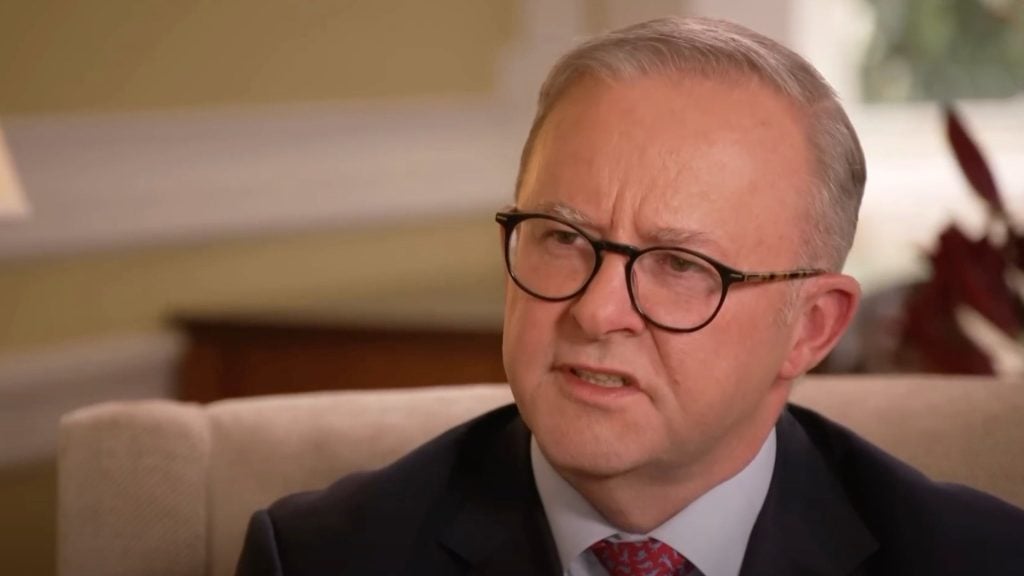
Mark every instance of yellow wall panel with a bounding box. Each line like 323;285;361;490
0;0;518;114
0;215;506;353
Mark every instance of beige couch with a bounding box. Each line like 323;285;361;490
57;375;1024;576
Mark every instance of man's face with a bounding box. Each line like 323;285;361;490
503;73;816;484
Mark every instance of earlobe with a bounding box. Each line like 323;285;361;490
779;274;861;379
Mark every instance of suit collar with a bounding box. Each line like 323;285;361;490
740;407;878;576
439;406;562;575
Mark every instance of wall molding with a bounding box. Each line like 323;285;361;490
0;98;533;259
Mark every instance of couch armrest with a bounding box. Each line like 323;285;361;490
58;400;210;576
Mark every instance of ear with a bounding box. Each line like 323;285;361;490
778;274;861;379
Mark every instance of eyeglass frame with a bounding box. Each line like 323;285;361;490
495;210;827;333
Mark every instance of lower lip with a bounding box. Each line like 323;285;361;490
558;368;642;404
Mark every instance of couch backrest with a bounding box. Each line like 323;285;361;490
204;384;514;576
58;384;514;576
58;376;1024;576
791;375;1024;507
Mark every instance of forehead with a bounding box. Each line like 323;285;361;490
518;73;814;263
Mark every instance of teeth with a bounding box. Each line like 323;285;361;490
572;368;627;388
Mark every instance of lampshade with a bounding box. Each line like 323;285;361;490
0;122;29;218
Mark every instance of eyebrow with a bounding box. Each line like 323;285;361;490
525;201;595;227
520;200;726;254
646;227;723;252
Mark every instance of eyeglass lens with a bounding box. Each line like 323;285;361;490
507;216;724;330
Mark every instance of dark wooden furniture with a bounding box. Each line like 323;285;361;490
175;309;506;403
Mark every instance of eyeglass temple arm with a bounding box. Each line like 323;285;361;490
733;269;826;284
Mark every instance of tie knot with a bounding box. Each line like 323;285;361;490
589;537;695;576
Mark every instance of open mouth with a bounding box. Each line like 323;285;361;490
570;367;628;388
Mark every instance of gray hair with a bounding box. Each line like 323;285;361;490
515;16;865;270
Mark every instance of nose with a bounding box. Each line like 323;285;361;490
568;253;646;338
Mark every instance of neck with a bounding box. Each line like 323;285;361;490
560;393;786;534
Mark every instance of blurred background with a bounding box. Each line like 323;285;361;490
0;1;1021;573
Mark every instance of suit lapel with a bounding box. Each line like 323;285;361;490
438;409;562;576
740;407;878;576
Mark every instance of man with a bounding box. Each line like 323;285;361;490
236;17;1024;576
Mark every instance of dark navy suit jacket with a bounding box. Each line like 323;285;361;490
236;404;1024;575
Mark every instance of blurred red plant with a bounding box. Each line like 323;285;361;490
899;106;1023;374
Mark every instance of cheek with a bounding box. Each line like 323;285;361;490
653;334;730;408
712;286;795;354
653;339;768;456
654;309;791;409
502;290;559;388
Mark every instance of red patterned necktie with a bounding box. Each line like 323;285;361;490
590;537;697;576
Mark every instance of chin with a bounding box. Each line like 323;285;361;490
555;453;642;480
546;443;650;481
532;413;655;479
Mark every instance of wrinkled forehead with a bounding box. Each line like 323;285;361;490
522;73;812;178
516;66;810;190
516;74;816;264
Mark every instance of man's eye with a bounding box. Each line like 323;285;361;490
671;257;695;272
658;253;698;273
550;230;580;245
534;225;582;246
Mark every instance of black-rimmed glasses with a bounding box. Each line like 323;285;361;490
496;211;825;332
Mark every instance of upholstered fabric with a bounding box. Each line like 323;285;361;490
58;400;210;576
57;376;1023;576
790;375;1024;504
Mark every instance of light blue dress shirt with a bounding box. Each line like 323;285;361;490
531;428;776;576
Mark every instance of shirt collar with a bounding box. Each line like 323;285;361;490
532;428;776;576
